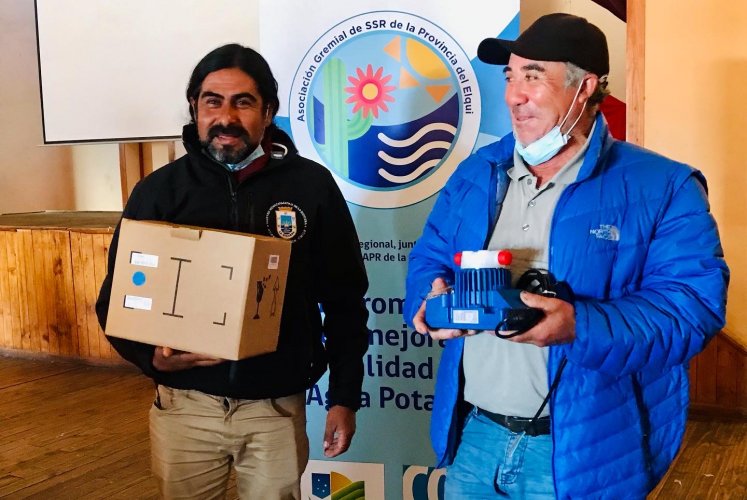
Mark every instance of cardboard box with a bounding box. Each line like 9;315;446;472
106;218;291;360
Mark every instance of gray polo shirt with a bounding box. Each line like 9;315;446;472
463;128;592;417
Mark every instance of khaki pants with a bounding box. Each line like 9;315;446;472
149;385;308;500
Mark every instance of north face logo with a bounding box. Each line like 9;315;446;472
590;224;620;241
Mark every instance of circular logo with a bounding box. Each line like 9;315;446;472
265;202;308;241
289;12;480;208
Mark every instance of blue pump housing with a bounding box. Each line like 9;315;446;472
425;267;534;331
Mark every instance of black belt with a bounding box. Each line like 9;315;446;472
474;407;551;436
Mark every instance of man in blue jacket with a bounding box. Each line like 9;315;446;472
404;13;728;499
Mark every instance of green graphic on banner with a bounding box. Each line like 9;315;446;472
312;58;374;178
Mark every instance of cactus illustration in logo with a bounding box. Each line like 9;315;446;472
311;58;395;178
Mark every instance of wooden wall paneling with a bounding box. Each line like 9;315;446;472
739;356;745;412
0;215;121;362
0;232;11;349
44;230;74;356
19;230;38;352
83;230;101;358
47;231;67;354
0;231;13;348
168;141;176;163
694;337;719;406
30;230;51;353
70;232;90;358
141;143;155;178
689;348;698;400
5;231;25;351
119;143;144;206
54;230;80;356
92;233;117;359
690;334;747;415
81;234;102;358
38;230;77;356
38;231;57;354
626;0;645;145
715;338;738;408
90;231;109;360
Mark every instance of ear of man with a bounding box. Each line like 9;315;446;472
577;74;599;106
189;98;197;121
263;105;273;127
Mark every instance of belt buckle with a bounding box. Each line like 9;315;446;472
508;416;533;435
504;416;526;434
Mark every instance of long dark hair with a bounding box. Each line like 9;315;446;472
186;44;280;124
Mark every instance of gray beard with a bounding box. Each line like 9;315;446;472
205;142;250;164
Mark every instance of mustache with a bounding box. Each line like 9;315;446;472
207;124;250;141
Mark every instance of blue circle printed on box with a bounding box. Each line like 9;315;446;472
132;271;146;286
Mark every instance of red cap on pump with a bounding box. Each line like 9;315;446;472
453;252;463;267
497;250;512;266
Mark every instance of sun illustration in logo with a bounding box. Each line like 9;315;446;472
345;64;395;118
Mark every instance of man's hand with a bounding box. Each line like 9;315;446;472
323;405;356;457
508;291;576;347
412;277;477;340
152;346;225;372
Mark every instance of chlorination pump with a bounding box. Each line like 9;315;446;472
424;250;545;337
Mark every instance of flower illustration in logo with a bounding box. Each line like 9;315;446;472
345;64;396;119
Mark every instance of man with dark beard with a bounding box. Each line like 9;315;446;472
96;44;369;500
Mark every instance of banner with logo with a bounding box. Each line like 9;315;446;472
260;2;518;498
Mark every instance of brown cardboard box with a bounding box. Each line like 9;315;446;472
106;218;291;360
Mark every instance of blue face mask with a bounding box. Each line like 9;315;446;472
224;142;265;172
515;80;586;166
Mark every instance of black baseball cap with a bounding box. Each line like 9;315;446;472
477;13;609;77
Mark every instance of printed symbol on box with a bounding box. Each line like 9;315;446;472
213;265;234;326
163;257;191;319
253;275;272;320
270;277;280;317
268;254;280;270
130;251;159;268
123;295;152;311
132;271;146;286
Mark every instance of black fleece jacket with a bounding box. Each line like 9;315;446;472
96;125;369;410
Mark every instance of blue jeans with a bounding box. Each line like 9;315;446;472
445;408;555;499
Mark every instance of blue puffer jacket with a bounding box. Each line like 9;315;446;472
404;115;728;498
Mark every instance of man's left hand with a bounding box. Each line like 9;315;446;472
323;405;356;457
508;291;576;347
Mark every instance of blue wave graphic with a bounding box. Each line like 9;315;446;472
345;93;459;188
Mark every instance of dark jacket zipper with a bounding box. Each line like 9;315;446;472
226;175;240;231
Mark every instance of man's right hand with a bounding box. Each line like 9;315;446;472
412;277;477;340
152;346;225;372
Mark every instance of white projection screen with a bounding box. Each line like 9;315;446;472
35;0;259;144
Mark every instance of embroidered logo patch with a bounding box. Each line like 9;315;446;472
266;202;308;241
276;208;297;239
590;224;620;241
